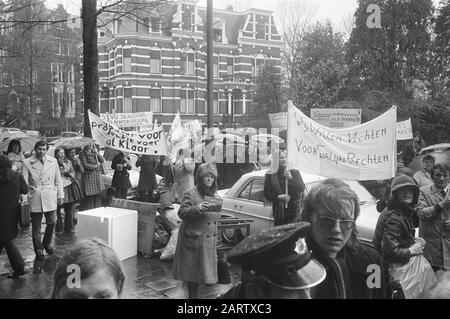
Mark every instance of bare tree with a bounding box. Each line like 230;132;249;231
81;0;171;137
277;0;317;103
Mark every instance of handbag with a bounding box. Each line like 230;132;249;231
18;199;31;228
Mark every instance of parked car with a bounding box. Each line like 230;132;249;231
217;169;381;246
24;130;41;137
408;143;450;174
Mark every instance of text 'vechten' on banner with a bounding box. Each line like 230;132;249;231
89;110;168;156
286;101;397;181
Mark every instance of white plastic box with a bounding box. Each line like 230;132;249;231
77;207;138;261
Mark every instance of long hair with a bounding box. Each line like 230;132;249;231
195;163;218;195
300;179;360;251
6;139;21;154
0;154;13;169
51;238;125;299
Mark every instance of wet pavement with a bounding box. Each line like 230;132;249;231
0;224;241;299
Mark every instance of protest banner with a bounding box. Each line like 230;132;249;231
89;111;168;156
287;101;397;180
310;108;362;128
269;112;287;130
100;112;153;131
396;118;413;140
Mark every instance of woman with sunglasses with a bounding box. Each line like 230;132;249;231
300;179;387;299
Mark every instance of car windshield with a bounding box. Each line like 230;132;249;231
344;180;376;205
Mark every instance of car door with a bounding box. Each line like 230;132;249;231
221;177;273;234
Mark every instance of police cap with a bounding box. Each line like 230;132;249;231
226;222;326;290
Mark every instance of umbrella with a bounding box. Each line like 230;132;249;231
0;136;42;154
53;136;94;149
250;133;284;144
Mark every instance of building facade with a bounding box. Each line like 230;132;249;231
0;1;81;134
94;0;283;129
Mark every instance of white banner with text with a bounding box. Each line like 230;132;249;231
89;111;168;156
287;102;396;180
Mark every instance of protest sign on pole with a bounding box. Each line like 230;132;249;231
310;108;362;128
287;101;396;181
89;111;168;156
269;112;287;130
396;118;413;140
100;112;153;131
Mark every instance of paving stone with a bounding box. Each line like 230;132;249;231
144;278;178;292
136;289;164;299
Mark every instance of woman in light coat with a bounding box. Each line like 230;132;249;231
172;149;195;203
172;163;222;299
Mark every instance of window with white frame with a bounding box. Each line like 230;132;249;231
182;53;194;76
67;64;74;83
213;91;219;114
150;50;161;74
213;61;219;78
150;88;161;112
123;48;132;72
227;57;234;76
252;55;266;77
180;89;194;114
151;17;161;33
124;87;132;112
51;63;64;83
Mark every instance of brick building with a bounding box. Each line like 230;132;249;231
94;0;283;129
0;1;81;134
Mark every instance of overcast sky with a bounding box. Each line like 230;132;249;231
46;0;442;32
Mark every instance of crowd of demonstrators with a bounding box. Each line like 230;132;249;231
111;151;132;200
79;144;104;210
22;141;64;261
54;148;83;235
413;154;435;188
172;163;222;299
52;238;125;299
263;150;306;226
7;139;26;174
417;163;450;272
136;154;158;202
221;223;326;299
300;179;387;299
172;149;195;203
0;155;28;278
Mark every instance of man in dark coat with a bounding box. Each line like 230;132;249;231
220;223;326;299
263;150;305;226
0;155;28;278
111;152;132;199
300;179;388;299
135;155;157;202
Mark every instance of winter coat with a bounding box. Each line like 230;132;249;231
111;154;132;190
417;184;450;269
373;201;416;265
79;150;105;196
0;168;28;242
57;159;75;188
172;158;195;202
23;155;64;213
69;156;84;183
155;158;174;186
136;155;157;191
263;169;305;225
172;186;220;284
307;238;388;299
7;152;25;174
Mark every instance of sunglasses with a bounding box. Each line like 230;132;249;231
316;216;354;231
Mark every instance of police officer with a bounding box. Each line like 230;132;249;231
219;222;326;299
